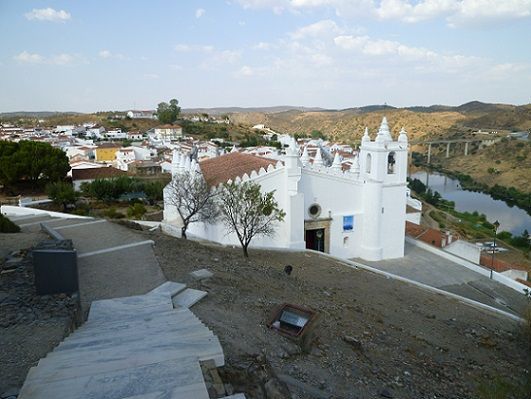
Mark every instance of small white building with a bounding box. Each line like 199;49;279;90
163;117;417;261
127;110;156;119
154;125;183;142
106;129;127;140
127;131;143;141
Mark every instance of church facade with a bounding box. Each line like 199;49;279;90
163;117;412;261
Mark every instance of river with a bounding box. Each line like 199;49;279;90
410;169;531;235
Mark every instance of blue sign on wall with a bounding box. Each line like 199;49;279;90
343;215;354;231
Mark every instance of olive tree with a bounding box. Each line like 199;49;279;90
218;181;285;257
166;170;218;239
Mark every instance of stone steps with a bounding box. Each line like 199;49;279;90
17;282;240;399
20;359;211;399
172;288;208;308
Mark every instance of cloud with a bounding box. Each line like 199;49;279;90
237;0;375;16
333;34;484;73
238;65;255;76
175;44;214;52
376;0;531;26
98;50;126;60
195;8;206;18
99;50;112;59
253;42;274;50
25;7;71;22
211;50;241;64
13;51;82;65
13;51;44;64
290;19;343;39
50;54;75;65
236;0;531;26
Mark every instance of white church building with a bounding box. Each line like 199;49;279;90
163;117;416;261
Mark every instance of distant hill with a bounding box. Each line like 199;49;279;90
182;106;325;115
0;111;84;119
228;101;531;143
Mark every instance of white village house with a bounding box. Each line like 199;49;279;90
163;117;416;261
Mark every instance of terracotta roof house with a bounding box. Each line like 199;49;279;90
72;167;127;191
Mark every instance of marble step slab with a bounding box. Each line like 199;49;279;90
62;318;207;347
72;311;200;337
172;289;207;309
80;307;194;328
19;358;209;399
33;337;223;375
26;343;224;383
52;328;214;355
88;294;173;322
148;281;187;298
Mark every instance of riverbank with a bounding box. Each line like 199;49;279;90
413;162;530;215
408;177;530;271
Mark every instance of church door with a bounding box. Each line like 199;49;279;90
305;228;325;252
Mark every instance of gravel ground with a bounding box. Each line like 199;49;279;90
150;231;531;399
0;232;79;395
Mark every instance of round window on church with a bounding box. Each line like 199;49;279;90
308;204;321;218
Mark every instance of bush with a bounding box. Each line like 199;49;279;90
127;203;146;219
104;207;125;219
0;214;20;233
46;181;76;211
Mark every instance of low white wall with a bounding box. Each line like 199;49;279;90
406;212;421;225
406;237;528;295
19;198;53;207
1;205;92;220
444;239;481;264
501;269;528;281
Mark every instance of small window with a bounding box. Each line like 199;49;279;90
366;153;372;174
387;151;396;174
308;204;321;218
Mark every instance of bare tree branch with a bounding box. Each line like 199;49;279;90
166;170;218;239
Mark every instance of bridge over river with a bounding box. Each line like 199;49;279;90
411;137;502;164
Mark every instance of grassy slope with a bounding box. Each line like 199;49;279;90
442;139;531;192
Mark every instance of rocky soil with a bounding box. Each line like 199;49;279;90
0;233;79;396
150;231;531;399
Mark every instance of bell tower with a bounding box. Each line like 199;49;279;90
359;117;408;261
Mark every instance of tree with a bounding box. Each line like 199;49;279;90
46;181;76;211
219;181;285;257
0;141;69;188
156;99;181;124
166;170;218;239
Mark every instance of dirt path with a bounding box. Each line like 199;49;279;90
150;231;530;399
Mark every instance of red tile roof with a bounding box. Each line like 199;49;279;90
200;152;278;186
71;167;127;181
479;255;528;273
405;221;446;247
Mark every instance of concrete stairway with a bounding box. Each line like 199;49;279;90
17;282;238;399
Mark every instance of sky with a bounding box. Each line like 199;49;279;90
0;0;530;112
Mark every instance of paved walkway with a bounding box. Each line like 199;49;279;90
355;242;528;317
13;214;166;311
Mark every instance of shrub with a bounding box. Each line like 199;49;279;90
0;214;20;233
104;207;125;219
127;203;146;219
